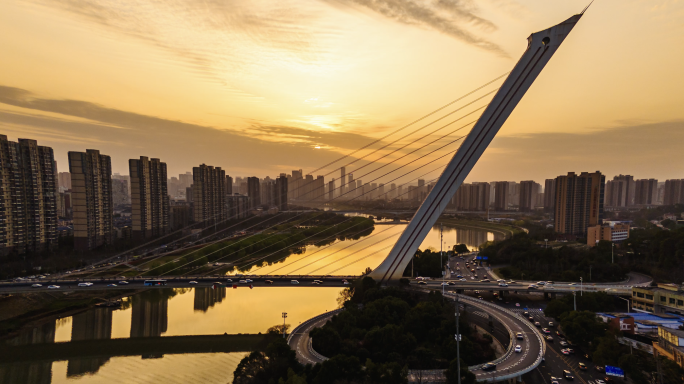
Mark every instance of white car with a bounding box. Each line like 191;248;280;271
245;279;253;283
107;284;118;287
291;280;299;285
441;282;449;286
498;283;508;287
189;281;198;284
32;284;42;288
536;281;546;285
48;285;60;289
514;345;523;353
118;281;129;285
77;282;93;287
239;280;247;284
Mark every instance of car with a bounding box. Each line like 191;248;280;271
566;348;575;354
497;279;505;282
547;281;554;284
515;303;520;307
239;280;247;284
32;284;42;288
523;311;529;316
456;275;463;279
226;279;233;283
448;281;455;285
245;279;253;283
545;336;554;342
498;282;508;287
107;284;118;287
559;341;569;347
509;280;516;283
595;366;604;372
568;283;576;286
48;285;60;289
563;370;574;380
550;377;560;384
213;281;224;286
542;328;551;334
529;316;535;321
189;281;198;284
291;280;299;285
78;282;93;287
481;363;496;371
557;331;565;338
527;285;537;289
480;279;490;282
342;279;350;285
595;380;605;384
478;296;484;300
534;322;541;327
549;321;554;327
578;363;587;370
441;282;449;286
561;349;570;355
118;281;129;285
536;281;546;285
474;290;480;294
516;332;524;340
418;281;427;285
265;280;273;284
514;345;523;353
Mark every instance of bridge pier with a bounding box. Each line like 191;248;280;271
499;290;505;297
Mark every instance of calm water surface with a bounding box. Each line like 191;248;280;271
0;224;501;384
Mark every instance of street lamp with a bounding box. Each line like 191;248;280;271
544;239;548;249
580;277;583;297
612;243;615;264
282;312;288;338
455;296;461;384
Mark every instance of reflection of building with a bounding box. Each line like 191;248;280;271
553;171;605;236
68;308;113;377
0;321;55;384
193;287;227;312
130;295;168;338
130;156;169;240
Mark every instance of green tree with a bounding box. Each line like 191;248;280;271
312;355;364;384
559;311;606;350
445;358;476;384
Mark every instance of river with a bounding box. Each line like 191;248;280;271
0;223;503;384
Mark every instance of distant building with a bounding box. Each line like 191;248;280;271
634;179;659;205
587;223;630;246
111;179;130;206
129;156;169;241
0;136;58;255
328;178;335;201
275;174;288;211
632;284;684;316
493;181;510;211
544;179;556;211
663;179;684;205
58;172;72;191
605;174;635;207
227;194;250;219
453;182;490;211
553;171;605;235
169;202;192;230
68;149;114;251
247;177;261;208
192;164;227;224
519;180;541;212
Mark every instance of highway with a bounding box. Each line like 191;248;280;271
287;309;341;365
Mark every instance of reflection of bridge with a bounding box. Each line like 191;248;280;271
0;334;264;363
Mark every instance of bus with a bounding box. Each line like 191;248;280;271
144;279;167;286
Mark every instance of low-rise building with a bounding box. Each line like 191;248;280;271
653;326;684;368
632;285;684;315
587;222;630;246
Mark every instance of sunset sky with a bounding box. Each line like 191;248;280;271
1;0;683;184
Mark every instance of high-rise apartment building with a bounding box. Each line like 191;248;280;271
519;180;541;212
663;179;684;206
275;174;288;211
544;179;556;211
554;171;605;235
340;167;346;195
260;179;275;207
247;177;261;208
328;179;335;200
634;179;658;205
68;150;114;251
111;179;130;206
493;181;510;211
453;182;490;211
0;136;58;255
192;164;226;224
130;157;169;240
605;175;635;207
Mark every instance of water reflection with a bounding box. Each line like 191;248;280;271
1;322;55;384
68;308;113;377
193;287;226;312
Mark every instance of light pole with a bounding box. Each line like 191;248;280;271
455;296;461;384
590;265;592;281
544;239;548;249
282;312;288;338
573;291;576;311
580;277;583;297
441;224;445;297
612;243;615;264
617;297;630;313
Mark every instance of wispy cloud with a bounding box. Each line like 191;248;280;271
322;0;506;55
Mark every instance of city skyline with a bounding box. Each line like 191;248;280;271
1;1;683;182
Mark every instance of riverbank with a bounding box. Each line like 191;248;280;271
436;218;522;239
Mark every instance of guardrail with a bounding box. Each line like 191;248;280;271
0;275;359;286
287;308;343;346
451;293;546;382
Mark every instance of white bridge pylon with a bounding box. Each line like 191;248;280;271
369;13;584;283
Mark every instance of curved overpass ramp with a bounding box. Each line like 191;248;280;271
289;293;544;382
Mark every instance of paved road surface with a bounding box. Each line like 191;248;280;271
288;310;338;365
